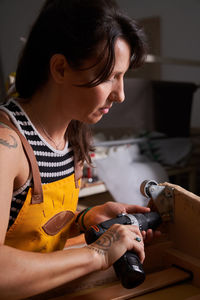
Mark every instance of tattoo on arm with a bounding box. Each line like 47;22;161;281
0;122;10;129
0;135;17;149
0;122;18;149
86;245;107;256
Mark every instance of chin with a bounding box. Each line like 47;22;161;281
84;114;103;124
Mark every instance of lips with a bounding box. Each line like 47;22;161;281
99;105;112;114
101;108;109;114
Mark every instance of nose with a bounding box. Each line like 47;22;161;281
110;78;125;103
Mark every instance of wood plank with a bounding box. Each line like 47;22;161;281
163;182;200;260
164;248;200;287
52;267;191;300
186;295;200;300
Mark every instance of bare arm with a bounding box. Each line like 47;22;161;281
0;125;99;299
0;225;143;300
0;124;144;299
0;123;20;242
0;244;100;299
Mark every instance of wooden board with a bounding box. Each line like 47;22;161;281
165;183;200;260
186;295;200;300
164;248;200;287
51;267;190;300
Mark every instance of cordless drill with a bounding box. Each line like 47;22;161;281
85;209;162;289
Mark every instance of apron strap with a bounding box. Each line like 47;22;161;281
0;114;43;204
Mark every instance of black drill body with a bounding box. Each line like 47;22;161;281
85;211;162;289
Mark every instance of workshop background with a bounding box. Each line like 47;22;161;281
0;0;200;199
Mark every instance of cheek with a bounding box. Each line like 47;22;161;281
83;88;108;109
93;86;109;105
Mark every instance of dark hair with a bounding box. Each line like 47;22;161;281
15;0;147;164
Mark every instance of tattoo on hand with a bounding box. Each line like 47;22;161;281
0;135;17;148
87;230;120;257
95;230;120;249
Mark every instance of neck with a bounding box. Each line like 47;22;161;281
18;93;71;151
36;116;67;150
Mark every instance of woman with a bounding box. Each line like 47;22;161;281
0;0;154;298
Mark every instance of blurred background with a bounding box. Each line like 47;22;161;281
0;0;200;126
0;0;200;202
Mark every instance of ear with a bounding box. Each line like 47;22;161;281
49;54;68;84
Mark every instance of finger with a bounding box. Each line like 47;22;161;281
145;229;153;243
132;238;145;263
129;226;144;247
118;225;144;249
138;248;145;263
143;229;162;245
127;225;143;239
122;204;150;214
141;230;147;240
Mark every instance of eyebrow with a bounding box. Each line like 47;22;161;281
112;68;129;76
112;63;130;75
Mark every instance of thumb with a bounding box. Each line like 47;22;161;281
124;205;150;214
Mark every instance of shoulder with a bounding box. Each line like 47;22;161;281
0;110;31;192
0;118;25;190
0;111;24;177
0;110;22;151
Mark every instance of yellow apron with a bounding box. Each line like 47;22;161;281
1;115;80;252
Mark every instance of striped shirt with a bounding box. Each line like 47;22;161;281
0;99;74;229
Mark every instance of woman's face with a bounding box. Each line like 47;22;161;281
61;38;131;124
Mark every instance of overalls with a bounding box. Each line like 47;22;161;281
0;115;81;253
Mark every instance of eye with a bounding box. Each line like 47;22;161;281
104;74;115;83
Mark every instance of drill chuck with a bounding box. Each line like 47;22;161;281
140;180;158;198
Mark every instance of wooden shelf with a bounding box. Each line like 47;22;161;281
79;182;107;198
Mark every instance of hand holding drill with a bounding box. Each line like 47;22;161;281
84;180;166;289
85;210;162;288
